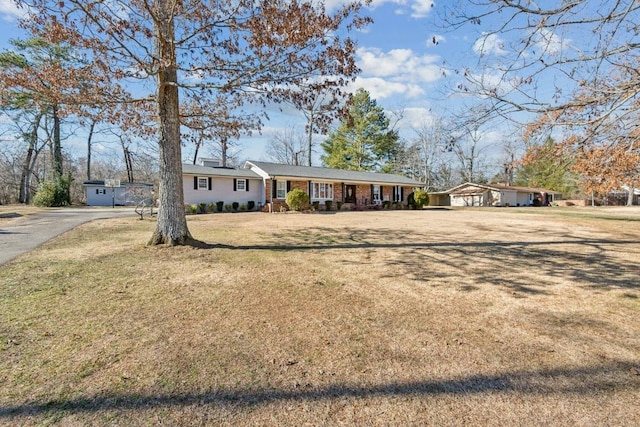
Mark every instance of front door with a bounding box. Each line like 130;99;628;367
345;185;357;204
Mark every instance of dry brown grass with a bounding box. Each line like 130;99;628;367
1;207;640;426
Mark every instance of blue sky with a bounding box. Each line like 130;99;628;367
0;0;509;167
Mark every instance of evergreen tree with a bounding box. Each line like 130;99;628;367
321;88;401;172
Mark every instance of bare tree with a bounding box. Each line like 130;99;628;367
444;0;640;198
286;83;350;166
266;126;309;166
402;116;451;190
20;0;369;245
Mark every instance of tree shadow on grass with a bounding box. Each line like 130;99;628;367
1;362;638;418
194;226;640;293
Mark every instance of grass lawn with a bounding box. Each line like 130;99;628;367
1;207;639;425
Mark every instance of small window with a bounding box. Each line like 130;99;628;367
276;181;287;199
96;188;106;195
236;179;246;191
198;177;208;190
372;185;380;201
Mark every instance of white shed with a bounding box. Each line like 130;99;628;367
83;181;154;207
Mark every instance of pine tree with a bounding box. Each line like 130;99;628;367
321;89;401;172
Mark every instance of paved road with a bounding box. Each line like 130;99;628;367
0;207;136;266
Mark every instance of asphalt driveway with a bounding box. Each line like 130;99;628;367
0;207;135;266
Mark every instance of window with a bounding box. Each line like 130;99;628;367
236;179;246;191
393;185;403;202
96;189;106;195
276;180;287;199
372;185;380;201
198;177;208;190
312;182;333;199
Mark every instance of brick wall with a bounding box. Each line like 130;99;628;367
263;179;413;211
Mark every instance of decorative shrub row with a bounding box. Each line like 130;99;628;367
186;201;257;214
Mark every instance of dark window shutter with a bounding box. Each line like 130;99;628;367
392;186;396;201
96;189;99;194
208;177;212;190
286;181;291;192
233;178;237;191
380;186;383;200
194;176;198;190
401;187;404;202
370;184;374;202
246;180;249;192
272;180;277;198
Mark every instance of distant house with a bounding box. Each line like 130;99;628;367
83;181;154;206
429;183;562;207
180;159;423;211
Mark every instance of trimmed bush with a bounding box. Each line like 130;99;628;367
216;201;224;212
247;201;255;211
285;189;309;211
324;200;333;211
198;202;207;213
225;203;233;212
312;201;320;210
413;189;429;208
232;201;239;211
336;201;343;211
208;202;216;213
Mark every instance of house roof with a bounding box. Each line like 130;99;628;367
244;161;423;186
82;180;153;187
182;163;261;179
444;182;562;195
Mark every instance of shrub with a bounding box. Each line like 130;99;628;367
208;202;216;213
312;200;320;210
33;174;72;207
240;204;247;211
336;201;343;211
285;189;309;211
232;201;239;211
216;201;224;212
198;202;207;213
247;200;255;211
324;200;333;211
413;189;429;208
189;204;198;214
225;203;233;212
32;181;58;207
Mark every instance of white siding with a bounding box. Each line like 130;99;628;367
183;175;262;207
85;185;151;206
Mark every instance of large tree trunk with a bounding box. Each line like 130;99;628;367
19;112;42;204
86;120;95;181
148;0;193;246
52;104;63;178
627;184;635;206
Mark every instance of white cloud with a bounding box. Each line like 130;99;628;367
353;76;424;100
410;0;435;18
531;28;569;57
473;33;507;57
357;47;441;84
322;0;434;19
396;106;436;130
0;0;25;21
